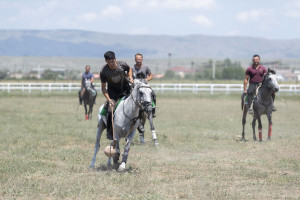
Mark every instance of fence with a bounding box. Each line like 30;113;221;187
1;82;300;95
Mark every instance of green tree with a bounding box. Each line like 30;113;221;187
164;70;176;79
0;69;9;80
222;66;245;80
42;70;59;80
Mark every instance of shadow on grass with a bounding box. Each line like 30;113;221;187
89;162;141;174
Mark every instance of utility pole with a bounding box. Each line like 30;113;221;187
212;60;215;80
168;53;172;69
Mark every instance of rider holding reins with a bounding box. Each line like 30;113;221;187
78;65;97;105
132;53;156;135
244;54;276;114
100;51;133;140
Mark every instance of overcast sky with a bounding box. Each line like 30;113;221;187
1;0;299;40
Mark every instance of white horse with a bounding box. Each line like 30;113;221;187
89;79;157;172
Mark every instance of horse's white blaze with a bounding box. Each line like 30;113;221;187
140;87;152;103
269;74;279;89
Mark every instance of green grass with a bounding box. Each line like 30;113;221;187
0;93;300;199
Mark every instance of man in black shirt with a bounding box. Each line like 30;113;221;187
100;51;133;140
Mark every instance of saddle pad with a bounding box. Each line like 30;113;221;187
99;97;125;116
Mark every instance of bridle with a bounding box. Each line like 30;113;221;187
123;80;153;123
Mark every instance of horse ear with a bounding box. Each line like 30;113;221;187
269;69;276;74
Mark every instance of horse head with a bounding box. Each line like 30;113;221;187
263;68;279;93
133;79;153;113
85;79;92;89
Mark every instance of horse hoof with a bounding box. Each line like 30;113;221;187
154;140;159;147
89;165;95;169
118;162;126;172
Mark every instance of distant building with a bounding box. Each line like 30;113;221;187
8;73;24;79
294;70;300;81
166;66;195;78
276;69;298;82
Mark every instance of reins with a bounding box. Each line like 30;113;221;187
122;82;152;125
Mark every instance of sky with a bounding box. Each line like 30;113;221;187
0;0;300;40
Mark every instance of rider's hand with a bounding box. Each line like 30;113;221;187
109;100;114;107
129;77;133;83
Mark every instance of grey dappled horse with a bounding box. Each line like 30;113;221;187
241;69;279;141
83;79;96;120
89;79;157;172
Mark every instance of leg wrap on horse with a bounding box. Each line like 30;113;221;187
268;124;272;137
258;128;262;141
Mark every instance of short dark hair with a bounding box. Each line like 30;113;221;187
104;51;115;60
135;53;143;58
253;54;260;59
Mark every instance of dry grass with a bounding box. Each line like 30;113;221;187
0;93;299;199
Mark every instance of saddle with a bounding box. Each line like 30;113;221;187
99;98;125;140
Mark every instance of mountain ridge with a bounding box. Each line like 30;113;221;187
0;30;299;58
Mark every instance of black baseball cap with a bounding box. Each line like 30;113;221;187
104;51;115;60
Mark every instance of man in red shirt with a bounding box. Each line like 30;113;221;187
243;54;276;114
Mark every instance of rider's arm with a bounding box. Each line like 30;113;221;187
81;74;84;87
146;73;153;82
128;67;133;83
243;74;249;93
91;76;94;83
101;82;111;101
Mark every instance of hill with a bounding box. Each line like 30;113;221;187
1;30;300;58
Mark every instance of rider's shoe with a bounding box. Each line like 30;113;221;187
137;123;145;133
272;106;277;112
248;108;254;114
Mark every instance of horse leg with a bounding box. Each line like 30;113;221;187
148;113;158;147
241;107;248;141
267;113;272;140
252;116;257;141
257;116;263;142
118;130;136;172
89;120;105;168
139;114;146;144
89;103;93;120
84;101;88;120
89;95;94;120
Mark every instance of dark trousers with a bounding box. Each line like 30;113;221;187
247;83;260;107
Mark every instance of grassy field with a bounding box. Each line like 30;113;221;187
0;93;300;199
